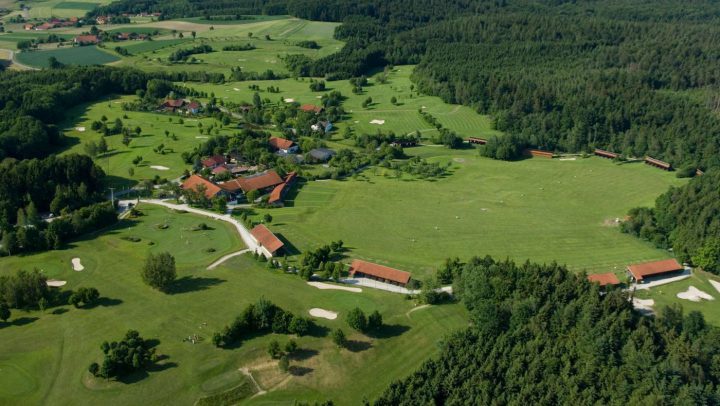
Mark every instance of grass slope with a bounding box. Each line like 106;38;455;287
0;205;466;405
15;46;119;68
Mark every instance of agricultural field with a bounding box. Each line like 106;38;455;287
248;151;686;281
635;270;720;326
18;0;109;19
0;204;467;405
15;45;119;67
59;95;238;188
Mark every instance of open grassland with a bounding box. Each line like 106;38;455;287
635;270;720;326
15;45;119;67
249;151;685;280
0;205;467;405
21;0;110;18
60;95;238;188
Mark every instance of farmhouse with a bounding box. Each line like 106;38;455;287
587;272;621;287
308;148;336;162
268;137;298;154
594;148;619;159
24;24;34;30
74;35;100;45
181;175;223;199
348;259;412;287
268;171;297;207
35;22;55;31
467;137;487;145
202;155;226;169
250;224;284;257
186;101;201;114
159;99;185;112
211;165;230;175
219;170;284;197
299;104;324;114
523;148;554;158
644;156;672;171
627;258;684;283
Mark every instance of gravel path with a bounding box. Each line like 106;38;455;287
207;249;252;270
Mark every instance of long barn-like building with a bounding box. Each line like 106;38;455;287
348;259;411;287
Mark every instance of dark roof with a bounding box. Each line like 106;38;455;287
181;175;222;199
251;224;284;253
202;155;225;168
269;137;295;151
627;259;683;281
349;259;411;285
587;273;621;286
309;148;336;161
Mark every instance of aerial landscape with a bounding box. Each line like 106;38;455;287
1;0;720;404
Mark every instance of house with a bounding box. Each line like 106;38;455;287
627;258;684;283
201;155;225;169
117;32;130;40
268;171;297;207
74;35;100;45
349;259;412;287
299;104;324;114
159;99;186;112
390;140;418;148
211;165;230;176
594;148;619;159
35;22;55;31
185;101;201;114
312;120;332;133
308;148;336;162
644;156;672;171
181;175;223;199
268;137;298;154
219;170;284;196
96;16;108;25
523;149;554;159
587;273;621;287
250;224;284;257
696;169;704;177
24;24;34;30
467;137;487;145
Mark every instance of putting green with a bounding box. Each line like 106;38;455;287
0;362;37;397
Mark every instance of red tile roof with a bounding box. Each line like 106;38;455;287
187;101;201;110
349;259;411;285
164;99;185;108
212;165;229;174
587;273;621;286
236;170;284;193
627;259;683;282
268;183;287;204
74;35;99;43
269;136;295;151
251;224;284;253
202;155;225;168
299;104;323;114
181;175;222;199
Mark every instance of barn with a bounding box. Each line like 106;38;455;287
348;259;411;287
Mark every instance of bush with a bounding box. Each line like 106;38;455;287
69;287;100;308
141;252;176;292
346;307;368;332
367;310;383;330
331;328;347;348
268;340;283;359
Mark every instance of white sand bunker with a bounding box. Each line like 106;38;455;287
196;136;209;139
150;165;169;170
559;157;576;161
309;308;337;320
633;297;654;311
46;279;67;287
283;98;295;103
76;127;86;132
709;279;720;294
370;119;385;125
233;88;240;91
677;286;714;302
307;281;362;293
72;258;84;272
453;158;465;163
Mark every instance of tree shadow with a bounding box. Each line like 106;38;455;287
118;370;149;384
96;297;124;307
289;348;318;361
369;324;411;339
345;340;372;353
170;276;225;294
289;366;313;376
10;317;39;327
306;323;330;338
51;307;69;315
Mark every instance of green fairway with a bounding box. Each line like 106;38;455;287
15;46;119;68
0;204;467;405
21;0;110;18
635;271;720;326
248;151;685;280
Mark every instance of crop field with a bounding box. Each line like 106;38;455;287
0;205;467;405
60;95;239;188
22;0;110;18
248;151;686;280
15;46;119;67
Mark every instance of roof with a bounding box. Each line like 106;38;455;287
299;104;323;114
187;101;201;110
235;170;284;192
309;148;336;161
349;259;411;285
202;155;225;168
587;273;621;286
212;165;229;174
74;35;98;43
269;137;295;151
627;259;683;281
181;175;222;199
164;99;185;108
251;224;284;253
268;183;287;204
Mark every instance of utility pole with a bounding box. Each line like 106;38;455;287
109;187;115;208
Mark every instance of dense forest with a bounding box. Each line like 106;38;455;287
375;256;720;404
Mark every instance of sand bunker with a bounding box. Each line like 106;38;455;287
76;127;86;132
307;281;362;293
677;286;714;302
283;98;295;103
150;165;169;170
709;279;720;294
196;136;209;139
632;297;654;311
370;119;386;125
559;157;576;161
309;308;338;320
71;258;84;272
233;88;240;91
46;279;67;287
453;158;465;163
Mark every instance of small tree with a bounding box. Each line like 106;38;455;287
346;307;367;332
142;252;176;292
268;339;283;359
88;362;100;377
278;355;289;372
284;339;298;354
390;96;397;105
0;302;10;323
331;328;347;348
38;297;48;312
263;213;273;223
97;137;108;155
367;310;383;330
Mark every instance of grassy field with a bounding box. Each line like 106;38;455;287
59;95;239;188
0;204;467;405
15;46;119;68
635;271;720;326
247;150;685;280
20;0;110;18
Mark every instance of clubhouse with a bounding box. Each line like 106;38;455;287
627;258;684;283
587;272;621;287
348;259;411;287
251;224;284;257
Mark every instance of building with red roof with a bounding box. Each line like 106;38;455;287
268;136;297;153
645;156;672;171
202;155;225;169
349;259;411;286
299;104;324;114
181;175;223;199
587;273;621;287
627;258;684;283
251;224;284;257
74;35;99;44
267;171;297;207
212;165;229;175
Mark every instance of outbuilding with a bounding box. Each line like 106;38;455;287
627;258;684;283
348;259;411;287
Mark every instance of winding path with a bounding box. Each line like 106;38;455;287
207;248;251;270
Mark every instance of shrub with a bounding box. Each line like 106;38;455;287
346;307;368;332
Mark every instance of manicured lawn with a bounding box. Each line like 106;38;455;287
249;152;686;280
635;270;720;326
15;46;119;68
0;204;467;405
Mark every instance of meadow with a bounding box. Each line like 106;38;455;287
248;150;686;281
0;204;467;405
20;0;110;18
15;45;119;67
